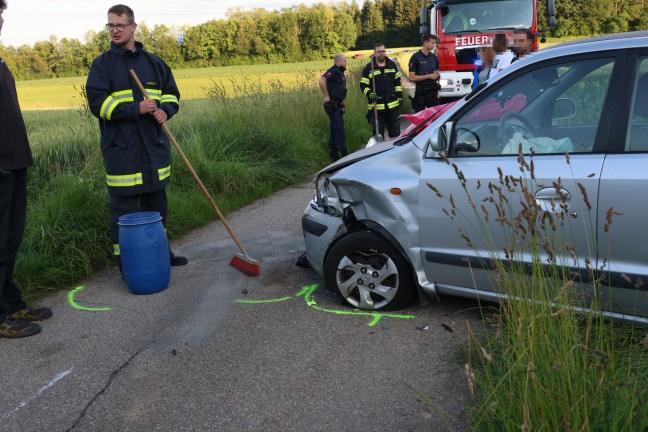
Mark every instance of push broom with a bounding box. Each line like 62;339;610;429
129;69;260;276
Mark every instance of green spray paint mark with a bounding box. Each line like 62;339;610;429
236;284;414;327
297;284;414;326
67;286;112;311
235;296;293;304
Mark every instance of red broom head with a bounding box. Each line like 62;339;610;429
230;253;260;276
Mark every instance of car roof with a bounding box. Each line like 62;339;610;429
542;30;648;54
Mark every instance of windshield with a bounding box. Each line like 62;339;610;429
440;0;533;33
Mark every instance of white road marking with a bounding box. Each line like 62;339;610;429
0;368;73;422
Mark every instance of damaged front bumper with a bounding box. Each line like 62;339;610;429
301;200;345;276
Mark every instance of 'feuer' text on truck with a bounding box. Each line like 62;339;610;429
419;0;557;99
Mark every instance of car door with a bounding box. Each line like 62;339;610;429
596;51;648;319
419;53;621;300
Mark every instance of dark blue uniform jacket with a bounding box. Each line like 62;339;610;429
86;41;180;196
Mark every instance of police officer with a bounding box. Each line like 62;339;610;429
360;43;403;139
318;53;348;162
408;34;441;112
86;4;187;271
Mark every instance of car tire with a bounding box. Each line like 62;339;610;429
324;230;416;311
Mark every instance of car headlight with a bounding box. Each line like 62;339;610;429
315;174;331;207
439;79;453;86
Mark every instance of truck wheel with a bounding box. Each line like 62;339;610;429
324;230;415;311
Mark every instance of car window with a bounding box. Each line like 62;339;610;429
625;57;648;152
450;58;615;156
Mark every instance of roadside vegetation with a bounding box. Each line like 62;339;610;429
428;151;648;430
17;62;383;301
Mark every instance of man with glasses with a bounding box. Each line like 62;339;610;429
0;0;53;338
360;43;403;138
408;34;441;112
86;4;187;274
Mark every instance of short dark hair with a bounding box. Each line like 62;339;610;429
494;33;508;46
0;0;7;10
513;29;534;40
422;34;438;44
374;42;385;50
108;4;135;23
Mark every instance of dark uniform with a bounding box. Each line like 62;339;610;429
0;58;32;321
322;65;348;161
360;58;403;138
86;41;180;261
408;50;441;112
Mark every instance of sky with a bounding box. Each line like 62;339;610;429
0;0;329;47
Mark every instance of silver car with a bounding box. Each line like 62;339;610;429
302;31;648;323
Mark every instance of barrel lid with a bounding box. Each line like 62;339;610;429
118;211;162;226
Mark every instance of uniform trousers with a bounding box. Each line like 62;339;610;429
369;108;401;139
324;102;348;161
109;189;168;258
0;169;28;321
412;87;440;113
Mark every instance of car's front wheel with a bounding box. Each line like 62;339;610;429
324;230;415;311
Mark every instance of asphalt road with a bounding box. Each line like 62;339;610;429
0;183;481;432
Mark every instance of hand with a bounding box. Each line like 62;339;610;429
139;99;157;115
323;96;330;103
368;92;378;101
151;108;168;125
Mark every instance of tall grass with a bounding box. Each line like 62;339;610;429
428;150;648;431
17;63;375;300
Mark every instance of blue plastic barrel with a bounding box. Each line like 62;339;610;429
118;211;170;295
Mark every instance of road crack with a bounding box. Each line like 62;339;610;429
66;347;145;431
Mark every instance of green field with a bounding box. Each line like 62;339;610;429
16;57;372;110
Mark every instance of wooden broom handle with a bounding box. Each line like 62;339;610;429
129;69;247;255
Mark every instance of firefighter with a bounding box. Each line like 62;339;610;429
409;34;441;113
0;0;53;338
360;43;403;139
86;4;187;271
318;53;348;162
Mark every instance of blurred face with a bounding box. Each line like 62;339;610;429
479;46;495;64
0;9;4;37
374;45;386;62
513;33;532;56
107;12;136;49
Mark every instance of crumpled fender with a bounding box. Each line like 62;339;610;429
328;144;433;301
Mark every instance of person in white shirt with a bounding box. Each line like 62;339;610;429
490;33;515;77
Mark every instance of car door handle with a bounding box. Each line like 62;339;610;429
534;187;571;213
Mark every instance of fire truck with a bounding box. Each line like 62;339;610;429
419;0;556;98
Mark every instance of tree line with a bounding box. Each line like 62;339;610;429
0;0;646;81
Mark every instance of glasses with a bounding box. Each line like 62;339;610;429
105;23;132;31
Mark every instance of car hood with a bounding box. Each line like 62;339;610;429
316;141;395;176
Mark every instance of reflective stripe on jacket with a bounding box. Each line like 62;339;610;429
360;58;403;111
86;41;179;196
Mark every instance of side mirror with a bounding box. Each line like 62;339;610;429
552;98;577;121
429;122;452;152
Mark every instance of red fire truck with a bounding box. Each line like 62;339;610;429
419;0;556;98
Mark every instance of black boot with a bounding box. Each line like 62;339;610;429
170;251;188;266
